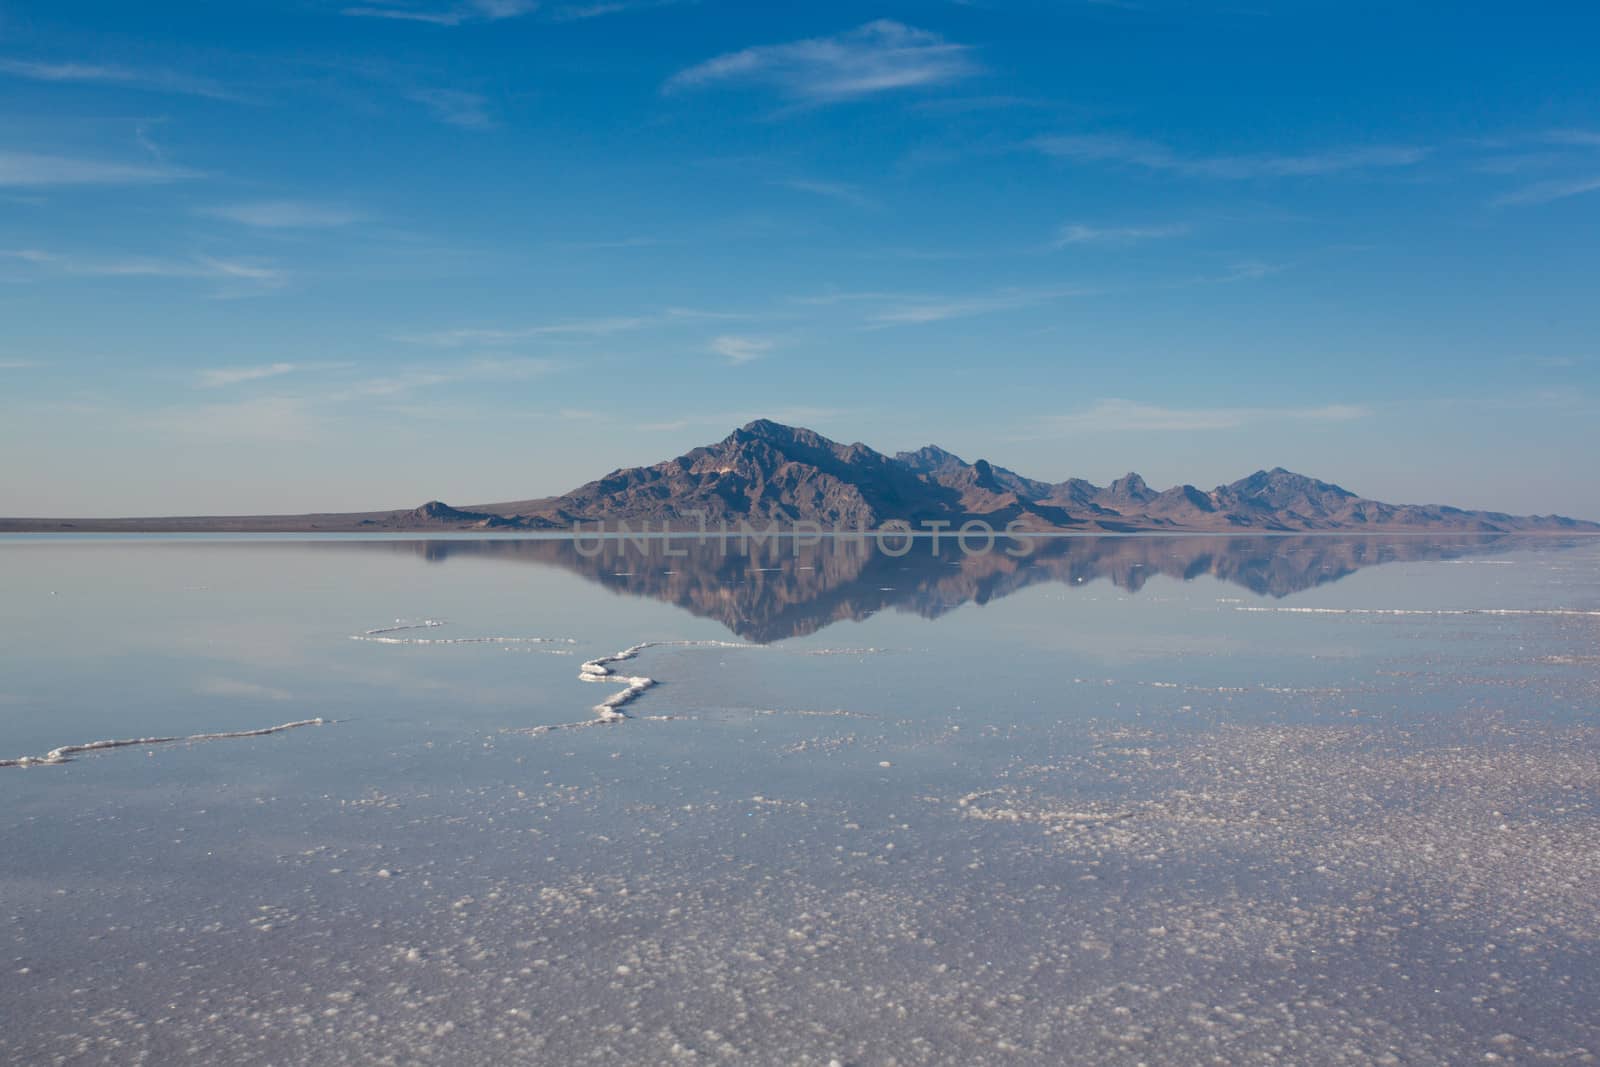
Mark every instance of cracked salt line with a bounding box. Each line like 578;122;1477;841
353;622;894;736
350;619;577;648
802;647;888;656
0;718;330;769
540;640;759;733
358;619;446;636
562;641;890;729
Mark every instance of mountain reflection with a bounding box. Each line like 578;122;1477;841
334;533;1575;643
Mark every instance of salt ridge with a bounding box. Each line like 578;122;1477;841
351;618;578;646
353;620;890;735
552;640;759;733
0;718;329;769
570;640;888;727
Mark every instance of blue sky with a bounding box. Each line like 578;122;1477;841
3;1;1598;517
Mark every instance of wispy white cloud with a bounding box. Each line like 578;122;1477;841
0;359;37;369
353;358;556;396
345;0;683;23
3;248;285;292
135;119;171;162
1493;174;1600;206
664;20;976;104
911;94;1052;115
193;258;286;288
1542;129;1600;148
400;307;742;346
1424;385;1591;416
1054;221;1190;246
1032;134;1428;178
710;335;772;365
0;150;200;187
350;370;454;396
1193;260;1283;285
1034;398;1371;434
1470;152;1566;176
409;88;495;128
868;284;1095;326
153;357;560;442
1527;355;1586;370
556;235;669;250
776;178;873;207
342;0;537;25
342;6;459;22
791;288;924;306
200;200;364;228
5;251;282;302
198;363;297;388
460;356;560;380
400;317;647;346
0;57;238;100
662;306;746;320
1470;130;1600;204
548;0;687;20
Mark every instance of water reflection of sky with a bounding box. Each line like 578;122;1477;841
2;534;1599;1064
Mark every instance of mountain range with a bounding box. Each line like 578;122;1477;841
2;419;1594;533
464;419;1595;534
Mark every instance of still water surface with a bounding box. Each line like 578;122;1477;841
2;534;1598;1064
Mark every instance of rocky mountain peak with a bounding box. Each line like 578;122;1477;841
1227;468;1356;504
895;445;966;473
1106;473;1154;502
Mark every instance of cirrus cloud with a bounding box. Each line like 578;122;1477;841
710;335;772;365
341;0;537;25
198;363;298;388
1055;222;1191;246
409;88;495;128
1032;134;1428;179
199;201;364;229
0;150;200;188
0;57;239;100
664;20;976;105
1034;398;1372;434
1493;174;1600;206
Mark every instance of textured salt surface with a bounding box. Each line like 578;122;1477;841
8;712;1597;1065
0;718;329;769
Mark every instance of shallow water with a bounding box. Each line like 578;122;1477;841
2;534;1598;1065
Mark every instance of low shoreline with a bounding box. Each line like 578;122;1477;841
3;517;1599;537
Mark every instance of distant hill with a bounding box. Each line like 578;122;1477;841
2;418;1595;533
470;418;1594;534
